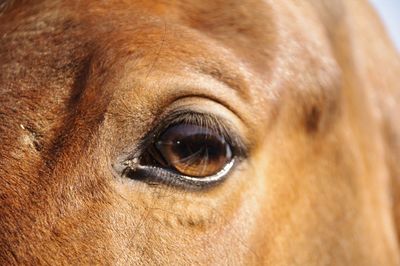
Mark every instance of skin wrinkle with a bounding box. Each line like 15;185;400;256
144;20;167;81
117;194;257;263
0;0;400;265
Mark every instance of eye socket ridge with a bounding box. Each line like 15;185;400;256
122;110;248;189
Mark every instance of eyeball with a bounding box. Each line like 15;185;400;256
154;124;233;177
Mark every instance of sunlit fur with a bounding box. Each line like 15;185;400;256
0;0;399;265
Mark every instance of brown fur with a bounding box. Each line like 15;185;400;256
0;0;399;265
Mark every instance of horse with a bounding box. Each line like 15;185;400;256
0;0;399;265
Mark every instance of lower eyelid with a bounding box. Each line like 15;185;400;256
124;158;236;190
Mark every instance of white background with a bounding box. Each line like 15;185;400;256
370;0;400;51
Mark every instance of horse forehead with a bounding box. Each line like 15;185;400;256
2;0;333;80
0;0;339;148
62;0;334;96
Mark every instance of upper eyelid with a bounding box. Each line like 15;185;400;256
134;110;249;160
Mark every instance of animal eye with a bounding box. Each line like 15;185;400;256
154;124;233;177
121;113;245;189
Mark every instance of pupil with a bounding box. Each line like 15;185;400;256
172;134;223;161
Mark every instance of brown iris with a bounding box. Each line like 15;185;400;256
154;124;232;177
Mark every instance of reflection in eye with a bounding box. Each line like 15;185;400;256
154;124;233;177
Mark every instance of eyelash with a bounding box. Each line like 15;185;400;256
120;110;248;190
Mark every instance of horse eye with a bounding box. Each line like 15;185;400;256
119;114;244;189
153;124;233;177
